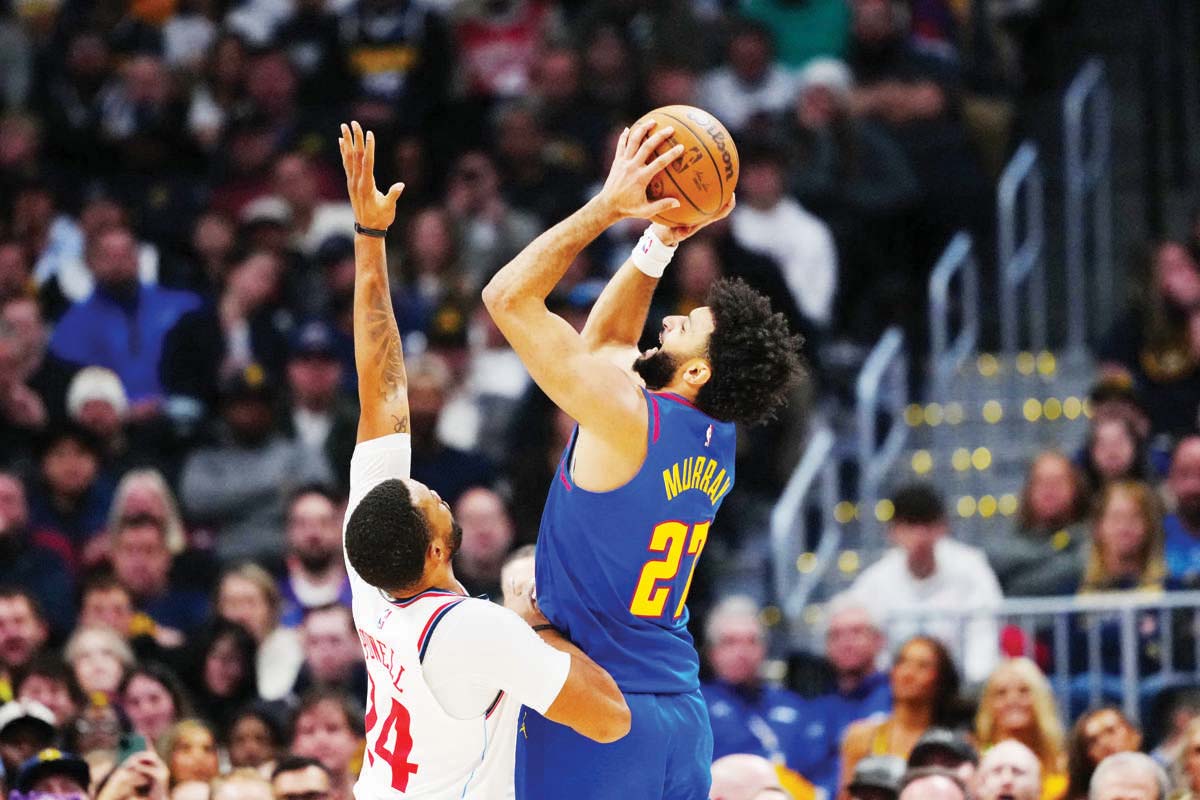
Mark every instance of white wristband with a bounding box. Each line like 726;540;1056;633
630;225;677;279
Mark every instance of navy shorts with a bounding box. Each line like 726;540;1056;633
515;690;713;800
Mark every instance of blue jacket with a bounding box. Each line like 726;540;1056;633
806;672;893;798
49;283;201;402
703;680;835;786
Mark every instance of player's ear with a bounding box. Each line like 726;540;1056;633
681;358;711;389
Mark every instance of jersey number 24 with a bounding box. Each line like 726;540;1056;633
365;672;419;791
629;520;710;619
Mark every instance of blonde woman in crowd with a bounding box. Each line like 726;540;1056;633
214;564;303;700
1079;481;1167;593
975;658;1068;800
1171;718;1200;799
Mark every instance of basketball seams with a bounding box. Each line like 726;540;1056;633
656;109;725;214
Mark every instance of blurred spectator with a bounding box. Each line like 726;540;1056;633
171;211;237;298
393;207;474;348
11;747;91;799
0;588;51;696
282;321;357;494
528;45;606;173
840;636;962;795
806;596;891;798
974;740;1042;800
1065;708;1142;800
96;53;200;180
698;20;797;134
227;706;282;776
741;0;852;67
984;451;1089;597
1088;752;1169;800
63;626;134;700
271;757;332;800
847;755;905;800
1165;436;1200;588
63;698;129;773
107;470;188;561
0;471;75;635
1099;242;1200;438
730;140;837;330
15;656;85;727
452;487;515;600
26;424;116;557
275;0;350;109
707;752;787;800
906;728;978;786
1083;416;1152;492
184;621;257;739
0;700;57;778
407;353;495;505
160;251;288;416
0;296;78;462
49;225;202;409
896;768;967;800
452;0;560;101
13;181;84;303
160;719;219;787
701;596;833;793
974;659;1067;799
279;486;350;627
844;483;1001;684
492;100;588;227
1172;718;1200;799
211;769;274;800
291;604;365;701
287;689;362;800
0;240;32;302
1079;482;1166;593
444;152;540;287
266;152;356;259
118;664;191;745
179;364;333;565
339;0;452;127
845;0;991;250
110;514;210;635
215;564;303;702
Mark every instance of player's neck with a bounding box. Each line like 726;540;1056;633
655;382;700;405
390;565;467;600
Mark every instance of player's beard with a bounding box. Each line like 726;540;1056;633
449;521;463;556
633;349;680;390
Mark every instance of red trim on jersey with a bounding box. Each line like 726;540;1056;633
650;394;661;443
558;467;572;491
653;391;698;410
389;588;460;609
485;691;505;719
417;600;462;653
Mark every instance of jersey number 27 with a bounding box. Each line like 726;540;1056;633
629;520;710;619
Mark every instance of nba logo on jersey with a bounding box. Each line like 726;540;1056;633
376;607;392;629
704;424;713;448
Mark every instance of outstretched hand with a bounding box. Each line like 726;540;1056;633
597;120;684;222
339;120;405;231
651;192;737;247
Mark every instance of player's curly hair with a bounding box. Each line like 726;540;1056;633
696;278;805;426
344;479;429;592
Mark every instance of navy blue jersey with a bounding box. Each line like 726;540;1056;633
534;389;736;694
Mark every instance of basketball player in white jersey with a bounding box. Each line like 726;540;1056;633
336;121;630;799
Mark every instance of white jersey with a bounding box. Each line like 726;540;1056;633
344;435;570;799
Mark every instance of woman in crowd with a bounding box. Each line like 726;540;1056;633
160;718;220;787
1064;707;1142;800
1079;481;1166;593
1083;415;1153;491
226;704;283;777
15;655;87;726
185;620;259;737
975;658;1068;800
65;626;136;700
214;563;303;700
119;663;193;745
985;451;1090;596
839;636;962;797
108;469;189;557
288;687;365;800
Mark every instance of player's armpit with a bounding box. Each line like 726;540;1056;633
541;630;631;744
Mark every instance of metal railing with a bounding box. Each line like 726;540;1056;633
769;426;838;625
880;591;1200;725
998;142;1047;355
928;232;980;400
856;327;908;538
1064;58;1114;352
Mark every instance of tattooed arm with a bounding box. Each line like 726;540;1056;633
339;121;409;443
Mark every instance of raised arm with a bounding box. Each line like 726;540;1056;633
338;121;408;444
482;122;681;437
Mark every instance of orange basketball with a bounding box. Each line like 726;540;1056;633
633;105;739;227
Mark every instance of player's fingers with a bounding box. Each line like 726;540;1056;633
385;182;405;206
643;197;681;218
351;120;364;152
643;143;684;177
634;125;675;166
625;119;655;158
364;129;376;182
614;127;629;161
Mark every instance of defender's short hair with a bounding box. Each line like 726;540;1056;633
344;479;429;592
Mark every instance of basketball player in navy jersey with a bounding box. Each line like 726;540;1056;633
484;121;805;799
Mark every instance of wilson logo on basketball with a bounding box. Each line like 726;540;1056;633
686;109;736;181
